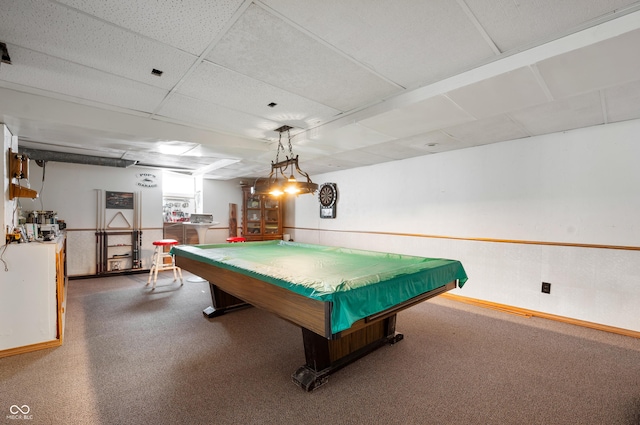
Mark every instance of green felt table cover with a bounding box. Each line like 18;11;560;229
171;240;468;334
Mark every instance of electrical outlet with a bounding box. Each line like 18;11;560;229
541;282;551;294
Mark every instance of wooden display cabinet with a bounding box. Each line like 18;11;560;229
242;187;283;241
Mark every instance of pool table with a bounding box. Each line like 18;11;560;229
171;240;468;391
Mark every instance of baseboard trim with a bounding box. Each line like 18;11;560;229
69;269;150;280
440;293;640;339
0;339;62;359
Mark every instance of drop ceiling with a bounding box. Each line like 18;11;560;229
1;0;640;179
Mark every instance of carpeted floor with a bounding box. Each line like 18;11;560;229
1;272;639;425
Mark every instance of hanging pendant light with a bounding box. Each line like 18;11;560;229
253;126;318;197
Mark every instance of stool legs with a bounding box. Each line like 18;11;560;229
146;245;183;289
146;247;158;287
171;255;183;285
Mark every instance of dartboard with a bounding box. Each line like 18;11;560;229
318;183;337;218
319;184;336;207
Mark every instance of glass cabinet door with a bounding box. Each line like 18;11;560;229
246;195;262;236
247;196;261;209
242;188;282;240
264;198;278;209
264;209;278;234
264;197;279;235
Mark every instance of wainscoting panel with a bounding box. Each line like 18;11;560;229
287;228;640;333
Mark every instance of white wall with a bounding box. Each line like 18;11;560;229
201;178;243;243
288;119;640;332
26;162;164;276
19;162;245;274
27;162;163;229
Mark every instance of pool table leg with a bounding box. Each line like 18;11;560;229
202;283;250;318
292;315;403;391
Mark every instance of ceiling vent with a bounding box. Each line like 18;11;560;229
19;147;137;168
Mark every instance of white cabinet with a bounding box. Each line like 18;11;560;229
0;234;67;356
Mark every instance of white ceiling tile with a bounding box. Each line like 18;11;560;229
359;141;429;160
56;0;246;55
205;4;400;112
301;156;362;172
156;93;280;140
446;67;549;119
183;143;268;161
394;130;472;153
358;95;475;138
537;28;640;99
202;168;253;180
332;149;394;166
121;151;212;170
0;0;198;90
178;61;340;127
262;0;497;89
0;46;168;113
510;91;604;135
443;115;530;145
291;139;343;157
302;123;395;151
465;0;638;53
603;79;640;122
222;162;271;178
11;118;128;149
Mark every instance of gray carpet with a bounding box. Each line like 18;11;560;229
1;272;639;425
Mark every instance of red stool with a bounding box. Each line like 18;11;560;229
146;239;183;289
226;237;246;243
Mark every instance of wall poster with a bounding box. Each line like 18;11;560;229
105;191;134;209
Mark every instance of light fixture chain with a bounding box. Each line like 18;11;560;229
287;129;294;158
275;131;283;164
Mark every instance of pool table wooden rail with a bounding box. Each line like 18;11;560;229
176;256;331;337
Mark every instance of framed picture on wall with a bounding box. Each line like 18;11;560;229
106;191;134;209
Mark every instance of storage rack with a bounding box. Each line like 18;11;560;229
95;190;143;275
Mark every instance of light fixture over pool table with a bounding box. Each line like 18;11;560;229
252;125;318;197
